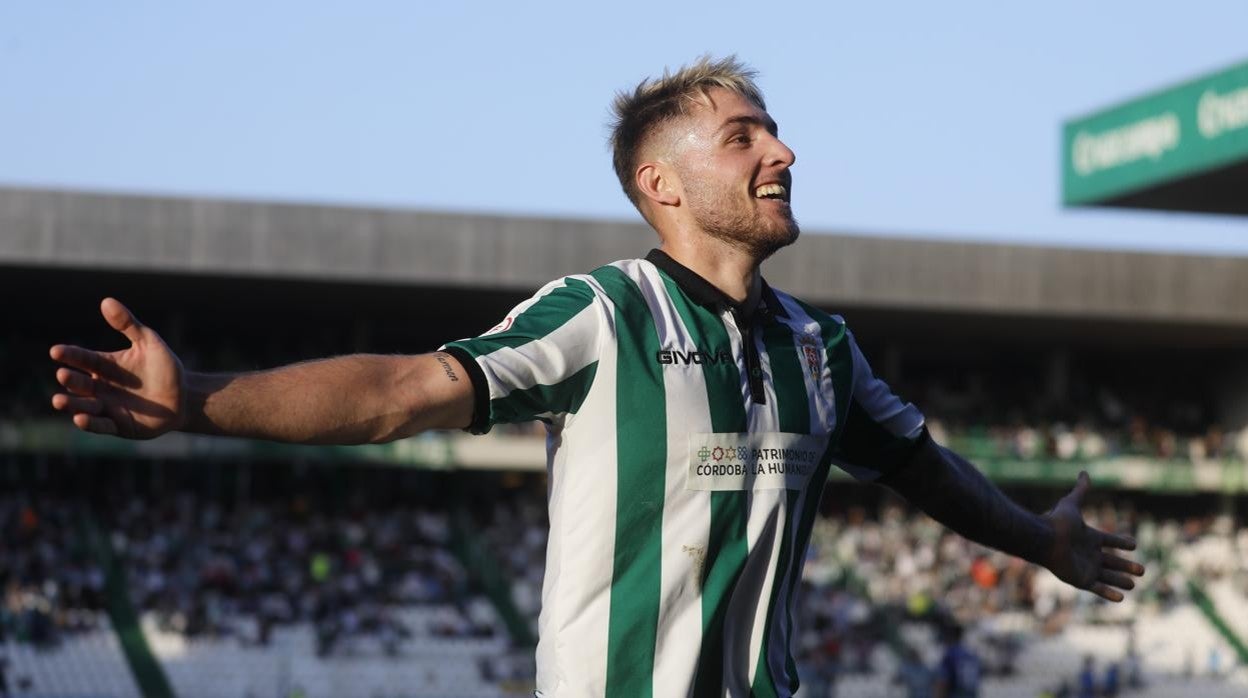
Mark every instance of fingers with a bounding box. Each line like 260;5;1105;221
50;344;140;389
1099;570;1135;591
101;297;146;345
50;344;105;376
53;393;117;435
1083;552;1144;603
1089;583;1125;603
1068;470;1092;506
72;413;119;436
1102;553;1145;576
1100;531;1137;551
56;367;97;396
51;393;104;415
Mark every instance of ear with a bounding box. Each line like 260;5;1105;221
635;161;680;208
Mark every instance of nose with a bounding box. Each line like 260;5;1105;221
764;132;796;169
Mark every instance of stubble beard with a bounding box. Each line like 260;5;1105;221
686;186;800;262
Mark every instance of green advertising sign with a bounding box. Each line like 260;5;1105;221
1063;58;1248;205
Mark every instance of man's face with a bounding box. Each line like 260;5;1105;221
666;87;799;259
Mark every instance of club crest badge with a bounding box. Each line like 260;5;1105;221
799;332;822;384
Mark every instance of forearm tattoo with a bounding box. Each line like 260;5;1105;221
435;354;460;382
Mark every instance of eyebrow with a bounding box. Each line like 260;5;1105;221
717;114;779;137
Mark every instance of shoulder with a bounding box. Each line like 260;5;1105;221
768;286;844;325
586;257;655;281
769;286;850;342
520;266;628;312
508;259;661;320
582;257;670;304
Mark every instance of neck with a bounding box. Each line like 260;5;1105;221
658;235;762;310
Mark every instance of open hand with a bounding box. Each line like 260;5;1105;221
50;298;185;439
1042;471;1145;602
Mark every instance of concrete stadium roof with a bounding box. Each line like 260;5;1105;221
3;186;1246;327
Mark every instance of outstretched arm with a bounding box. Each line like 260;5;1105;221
50;298;473;444
880;434;1145;602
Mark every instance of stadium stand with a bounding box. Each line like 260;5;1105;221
465;475;1248;697
2;622;142;698
789;500;1248;696
1;495;137;697
4;426;1246;696
141;613;512;698
4;188;1248;696
2;457;558;697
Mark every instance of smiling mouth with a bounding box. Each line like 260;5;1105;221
754;183;788;202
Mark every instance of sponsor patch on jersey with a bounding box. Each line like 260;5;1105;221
687;432;829;491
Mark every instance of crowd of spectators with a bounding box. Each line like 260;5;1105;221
0;481;507;658
794;499;1248;693
469;483;1248;694
474;494;546;638
4;458;1247;698
464;469;1243;694
905;364;1247;464
464;469;1243;689
105;492;501;654
0;495;107;648
470;479;1248;666
794;503;1042;687
931;418;1248;465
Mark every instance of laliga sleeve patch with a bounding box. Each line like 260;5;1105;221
483;315;515;336
687;432;829;492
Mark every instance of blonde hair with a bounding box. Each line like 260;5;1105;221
609;55;766;207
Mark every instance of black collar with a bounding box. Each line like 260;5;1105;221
644;249;788;320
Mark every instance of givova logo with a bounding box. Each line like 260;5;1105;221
656;348;732;366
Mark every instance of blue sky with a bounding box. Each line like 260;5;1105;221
2;1;1245;255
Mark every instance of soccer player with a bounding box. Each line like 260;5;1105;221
49;56;1144;697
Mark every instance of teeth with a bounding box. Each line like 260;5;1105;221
754;184;787;199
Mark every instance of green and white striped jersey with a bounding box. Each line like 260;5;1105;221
443;249;925;697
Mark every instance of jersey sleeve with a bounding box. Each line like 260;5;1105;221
440;275;603;434
831;328;927;481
